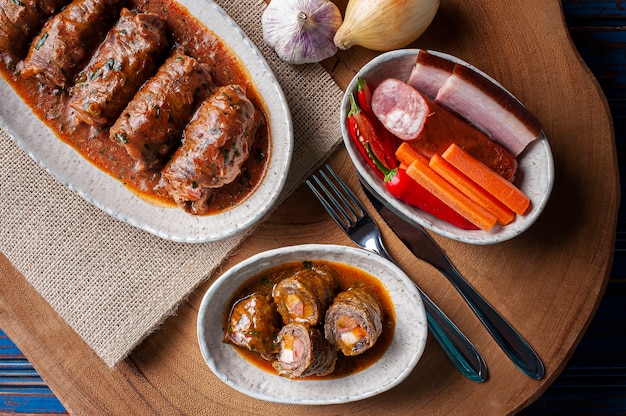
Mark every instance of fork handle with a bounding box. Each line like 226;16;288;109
375;244;487;382
417;285;488;382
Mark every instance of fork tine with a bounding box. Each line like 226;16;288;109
318;166;366;220
306;165;365;231
306;175;350;229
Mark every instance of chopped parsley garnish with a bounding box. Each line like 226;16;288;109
114;132;128;144
35;33;48;50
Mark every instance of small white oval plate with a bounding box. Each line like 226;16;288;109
197;244;427;405
341;49;554;245
0;0;293;243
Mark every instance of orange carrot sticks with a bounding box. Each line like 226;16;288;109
442;144;530;216
429;154;515;225
405;157;498;231
395;142;428;166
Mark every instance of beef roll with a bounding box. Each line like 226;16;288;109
68;8;167;127
19;0;122;88
109;48;213;171
160;84;260;215
0;0;66;59
272;265;339;326
272;323;337;378
223;293;281;360
324;287;383;356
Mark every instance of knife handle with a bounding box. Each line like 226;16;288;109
441;264;545;379
416;285;488;382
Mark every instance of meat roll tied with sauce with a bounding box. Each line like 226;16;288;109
19;0;122;88
0;0;67;59
160;84;261;215
68;8;168;127
273;323;337;378
272;265;339;326
223;293;281;360
109;48;213;171
324;286;383;356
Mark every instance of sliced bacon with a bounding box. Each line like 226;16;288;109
407;49;454;99
407;50;543;156
434;64;543;156
371;78;518;181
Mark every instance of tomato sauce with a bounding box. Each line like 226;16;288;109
224;260;396;379
0;0;270;214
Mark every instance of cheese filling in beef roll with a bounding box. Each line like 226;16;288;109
109;48;213;171
272;265;339;326
160;84;260;215
272;323;337;378
223;293;281;360
324;287;383;356
0;0;66;59
19;0;122;88
69;8;167;127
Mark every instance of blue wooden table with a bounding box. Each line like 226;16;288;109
1;0;624;413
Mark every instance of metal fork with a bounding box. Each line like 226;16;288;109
307;165;488;382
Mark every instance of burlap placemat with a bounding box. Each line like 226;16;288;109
0;0;343;367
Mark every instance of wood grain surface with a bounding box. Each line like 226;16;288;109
0;0;618;414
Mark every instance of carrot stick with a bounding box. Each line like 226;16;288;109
429;154;515;225
442;144;530;215
395;142;429;166
406;157;498;231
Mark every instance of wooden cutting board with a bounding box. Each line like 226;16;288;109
0;0;618;414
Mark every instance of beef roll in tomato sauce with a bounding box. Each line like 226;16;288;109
160;84;261;215
273;323;337;378
109;48;213;171
0;0;66;60
272;265;339;326
19;0;122;88
223;293;281;360
68;8;167;127
324;287;383;356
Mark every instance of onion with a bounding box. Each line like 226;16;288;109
262;0;343;65
334;0;440;51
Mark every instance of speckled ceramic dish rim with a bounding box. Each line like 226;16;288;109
341;49;555;245
0;0;293;244
197;244;428;405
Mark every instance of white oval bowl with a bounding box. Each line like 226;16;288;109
0;0;293;243
197;244;428;405
341;49;554;245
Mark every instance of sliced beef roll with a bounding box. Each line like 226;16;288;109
0;0;66;59
160;84;260;215
272;265;339;326
223;293;281;360
109;48;213;171
324;286;383;356
19;0;122;88
68;8;168;127
272;323;337;378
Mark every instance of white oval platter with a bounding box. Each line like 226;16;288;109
341;49;554;245
0;0;293;243
197;244;428;405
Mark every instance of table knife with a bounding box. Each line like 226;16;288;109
359;178;545;380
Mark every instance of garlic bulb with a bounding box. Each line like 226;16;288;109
334;0;440;51
262;0;343;65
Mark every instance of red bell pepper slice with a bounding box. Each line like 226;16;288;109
346;92;397;173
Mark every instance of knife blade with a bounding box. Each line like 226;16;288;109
359;177;545;380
